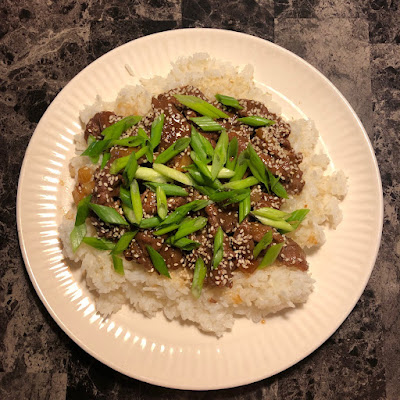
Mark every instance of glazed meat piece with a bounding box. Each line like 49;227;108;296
92;165;122;207
160;244;184;270
277;237;308;271
231;224;258;273
84;111;119;141
205;204;238;234
141;189;157;216
250;186;283;210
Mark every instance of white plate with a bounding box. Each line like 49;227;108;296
17;29;383;390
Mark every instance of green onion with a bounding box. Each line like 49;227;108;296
150;113;165;150
174;94;229;119
135;145;150;162
156;186;168;220
70;195;92;252
207;166;235;179
283;209;310;232
253;231;273;258
215;94;243;110
246;144;269;189
239;193;251;223
146;245;171;278
190;116;223;131
119;187;132;208
135;167;169;183
190;151;213;180
211;130;229;181
197;130;215;158
82;116;141;158
122;204;137;224
226;137;238;170
212;227;224;269
191;257;207;299
130;179;142;224
230;151;248;181
100;152;111;169
87;135;100;164
123;150;138;186
208;188;249;203
158;200;210;228
82;237;115;251
252;207;290;220
168;237;201;251
81;140;109;159
190;126;209;162
108;136;144;148
258;242;284;269
109;156;129;175
224;189;252;206
144;182;188;197
89;203;129;226
110;231;137;255
172;217;207;242
139;216;162;229
153;164;193;186
270;179;288;199
112;255;125;275
252;214;294;232
74;195;92;226
154;137;191;164
192;183;217;197
237;116;275;127
154;224;179;236
102;116;142;140
70;224;87;253
186;165;222;189
223;176;258;190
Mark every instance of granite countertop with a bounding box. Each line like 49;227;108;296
1;1;399;399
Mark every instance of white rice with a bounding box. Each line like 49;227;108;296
60;54;347;337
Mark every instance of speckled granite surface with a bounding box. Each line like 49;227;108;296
0;1;398;399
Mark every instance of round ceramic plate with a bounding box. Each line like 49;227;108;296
17;29;382;390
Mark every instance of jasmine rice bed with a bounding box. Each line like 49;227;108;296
59;54;347;336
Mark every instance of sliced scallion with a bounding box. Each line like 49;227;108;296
174;94;229;119
156;186;168;220
123;150;138;187
190;151;213;180
282;209;310;232
211;130;229;181
190;116;223;131
252;214;294;232
223;176;258;190
215;94;243;110
70;224;87;253
119;186;132;208
168;237;201;251
135;167;169;183
153;164;193;186
253;231;273;259
144;182;188;197
226;137;238;170
172;217;207;242
237;116;275;127
230;151;248;181
82;237;115;251
252;207;290;220
154;137;191;164
100;152;111;169
190;126;209;162
110;231;137;255
153;224;180;236
112;255;125;275
238;193;251;224
139;216;162;229
146;245;171;278
258;242;284;269
212;227;224;269
89;203;129;226
191;257;207;299
130;179;142;224
150;113;165;150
